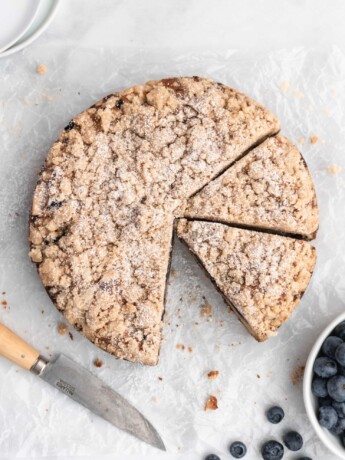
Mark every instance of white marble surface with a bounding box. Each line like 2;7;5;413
2;1;345;459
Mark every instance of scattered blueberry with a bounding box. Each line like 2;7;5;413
328;375;345;402
331;417;345;435
283;431;303;451
318;405;338;429
332;400;345;418
338;365;345;377
313;357;338;378
334;321;345;341
261;441;284;460
229;441;247;458
322;336;343;359
336;343;345;366
205;455;220;460
266;406;285;424
312;377;328;398
318;396;333;407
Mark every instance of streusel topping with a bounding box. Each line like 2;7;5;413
176;220;316;341
29;77;279;365
181;135;319;239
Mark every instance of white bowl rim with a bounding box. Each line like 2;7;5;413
303;311;345;459
0;0;60;58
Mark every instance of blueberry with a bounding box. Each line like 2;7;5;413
335;321;345;340
331;417;345;434
332;401;345;417
64;120;75;132
318;396;333;407
261;441;284;460
205;455;220;460
322;336;343;358
338;365;345;377
266;406;285;424
115;99;124;109
318;405;338;429
229;441;247;458
313;357;338;378
335;343;345;366
328;375;345;402
312;377;328;398
283;431;303;451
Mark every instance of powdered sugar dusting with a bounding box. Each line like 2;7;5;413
183;135;319;239
177;220;316;341
29;77;279;365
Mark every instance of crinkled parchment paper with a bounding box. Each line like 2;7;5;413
1;46;345;460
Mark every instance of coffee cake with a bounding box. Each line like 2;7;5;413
176;220;316;341
29;77;279;365
181;135;319;240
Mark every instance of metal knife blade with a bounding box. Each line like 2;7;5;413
39;354;165;451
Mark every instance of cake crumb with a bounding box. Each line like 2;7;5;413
188;346;193;353
257;374;261;379
297;137;305;145
204;395;218;411
170;269;177;278
200;302;213;318
176;343;185;350
207;370;220;380
327;164;342;175
310;135;319;144
41;310;44;314
36;64;47;75
2;291;5;295
293;90;304;98
158;376;163;381
68;332;74;340
57;323;68;336
93;359;103;368
292;365;305;385
280;82;290;92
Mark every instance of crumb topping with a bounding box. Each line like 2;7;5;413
182;135;319;239
177;220;316;341
57;322;68;336
327;164;342;175
205;395;218;411
36;64;47;75
200;302;213;318
93;359;103;368
207;370;220;380
29;77;279;365
310;135;319;144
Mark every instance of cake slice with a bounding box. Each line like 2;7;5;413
182;135;319;240
176;220;316;341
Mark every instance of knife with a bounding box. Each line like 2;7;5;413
0;322;165;451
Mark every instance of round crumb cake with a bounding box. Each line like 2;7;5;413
29;76;318;365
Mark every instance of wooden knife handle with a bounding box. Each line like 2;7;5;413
0;323;40;371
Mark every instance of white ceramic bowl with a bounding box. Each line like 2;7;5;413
0;0;60;58
304;312;345;459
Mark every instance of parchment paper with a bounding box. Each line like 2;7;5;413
1;45;345;460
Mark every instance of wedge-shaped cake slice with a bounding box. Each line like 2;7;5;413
182;135;319;240
177;220;316;341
